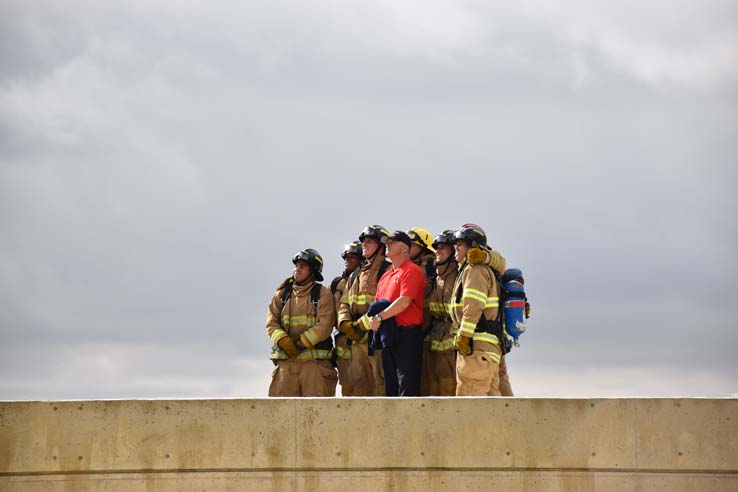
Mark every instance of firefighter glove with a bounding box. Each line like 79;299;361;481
467;247;487;265
455;334;472;356
340;320;365;342
277;336;302;359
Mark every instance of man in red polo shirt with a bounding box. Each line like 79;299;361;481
368;231;426;396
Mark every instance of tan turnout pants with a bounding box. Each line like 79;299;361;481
348;342;385;396
427;347;457;396
269;359;337;397
334;335;354;397
456;344;513;396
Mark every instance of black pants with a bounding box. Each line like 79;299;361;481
382;325;423;397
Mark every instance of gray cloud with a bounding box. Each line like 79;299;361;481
1;0;737;399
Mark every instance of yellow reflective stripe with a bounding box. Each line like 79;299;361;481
473;331;499;345
302;327;319;347
340;294;349;304
270;349;333;360
460;320;476;336
280;315;316;330
463;288;487;304
431;338;455;351
358;314;370;330
335;346;351;359
482;350;501;364
428;302;451;316
451;301;463;309
347;294;374;306
269;328;289;344
485;296;499;308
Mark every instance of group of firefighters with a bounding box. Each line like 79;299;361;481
265;223;515;397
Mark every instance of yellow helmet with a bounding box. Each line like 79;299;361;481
407;226;436;253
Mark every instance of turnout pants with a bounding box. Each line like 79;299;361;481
382;325;424;397
455;342;508;396
428;346;457;396
334;334;354;397
269;359;337;397
349;342;385;396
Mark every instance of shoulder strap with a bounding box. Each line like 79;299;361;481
310;283;322;314
425;259;435;279
377;260;390;282
330;276;342;295
280;278;294;307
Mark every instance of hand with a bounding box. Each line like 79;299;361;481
277;337;302;358
340;320;365;342
455;334;472;356
369;315;381;332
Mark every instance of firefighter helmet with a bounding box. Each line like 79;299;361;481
407;226;436;253
453;223;487;249
358;225;390;244
292;248;324;281
432;229;456;249
341;241;363;260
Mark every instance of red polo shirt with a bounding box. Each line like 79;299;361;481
374;258;425;327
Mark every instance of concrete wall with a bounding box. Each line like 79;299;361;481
1;398;736;491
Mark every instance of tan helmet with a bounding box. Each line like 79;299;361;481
407;226;436;253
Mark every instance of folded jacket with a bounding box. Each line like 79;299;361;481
368;299;395;351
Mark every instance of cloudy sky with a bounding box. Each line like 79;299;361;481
1;0;737;400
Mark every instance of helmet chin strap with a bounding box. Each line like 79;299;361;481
364;241;382;264
294;272;314;286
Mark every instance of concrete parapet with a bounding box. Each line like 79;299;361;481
1;398;736;491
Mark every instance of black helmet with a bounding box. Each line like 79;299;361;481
341;241;363;260
292;248;324;281
453;223;487;248
358;225;390;244
432;230;456;249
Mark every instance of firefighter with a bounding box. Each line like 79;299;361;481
425;230;459;396
337;225;391;396
466;243;513;396
330;241;363;397
450;225;512;396
406;226;437;396
266;248;337;397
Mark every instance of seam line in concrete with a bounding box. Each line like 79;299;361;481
3;467;737;478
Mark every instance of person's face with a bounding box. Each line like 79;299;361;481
453;241;469;263
436;243;453;263
409;243;423;258
386;240;408;261
361;237;381;258
292;260;312;283
344;253;362;272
